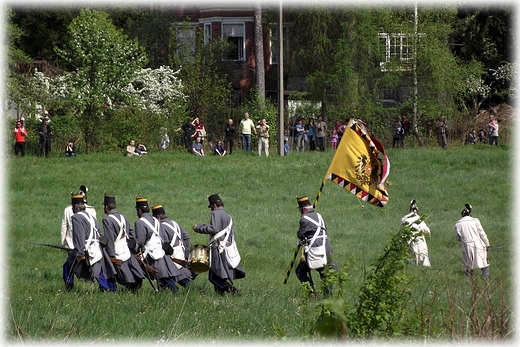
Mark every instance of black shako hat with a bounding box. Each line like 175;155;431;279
297;196;312;209
410;199;418;213
79;185;88;203
461;203;472;217
208;194;222;208
135;196;149;209
71;193;84;205
152;204;165;216
104;194;116;205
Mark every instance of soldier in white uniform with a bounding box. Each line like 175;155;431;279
455;204;490;277
400;199;431;266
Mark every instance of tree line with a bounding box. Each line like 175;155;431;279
5;4;515;153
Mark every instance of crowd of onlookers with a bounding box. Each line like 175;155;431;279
11;110;502;158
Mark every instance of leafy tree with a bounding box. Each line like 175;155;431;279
54;9;148;153
170;23;231;132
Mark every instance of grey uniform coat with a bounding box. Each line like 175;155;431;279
297;208;336;268
194;206;246;280
160;217;193;282
135;213;182;279
102;209;144;284
69;211;117;280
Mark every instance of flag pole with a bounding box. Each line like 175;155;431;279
313;178;327;209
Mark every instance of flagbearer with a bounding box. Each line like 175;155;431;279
295;196;337;295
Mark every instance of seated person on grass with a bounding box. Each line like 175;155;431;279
192;137;205;156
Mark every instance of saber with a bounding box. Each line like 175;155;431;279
26;241;72;252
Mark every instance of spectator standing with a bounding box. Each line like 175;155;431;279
256;118;270;157
314;116;328;152
239;112;256;153
307;118;317;152
193;194;246;295
65;140;76;157
192;137;205;156
160;127;170;150
295;118;306;152
288;117;297;152
488;115;499;146
334;120;345;144
213;141;227;156
392;117;404;148
192;117;207;144
478;129;487;143
38;116;53;157
224;119;236;155
454;204;490;277
13;120;27;157
401;115;411;136
284;129;290;156
331;129;338;150
435;115;448;149
175;119;196;152
466;130;476;145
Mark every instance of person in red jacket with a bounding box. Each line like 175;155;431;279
13;120;27;157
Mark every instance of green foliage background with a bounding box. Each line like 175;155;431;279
4;144;513;342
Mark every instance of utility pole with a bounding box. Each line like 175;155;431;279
277;0;284;156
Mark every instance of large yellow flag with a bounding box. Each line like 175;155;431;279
324;118;390;207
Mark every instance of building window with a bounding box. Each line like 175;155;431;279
176;25;196;61
378;88;397;103
378;33;416;72
222;23;245;61
269;26;289;65
204;23;212;45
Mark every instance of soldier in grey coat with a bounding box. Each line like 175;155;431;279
64;193;117;292
134;197;181;293
193;194;246;295
295;196;337;294
152;204;194;287
102;194;144;291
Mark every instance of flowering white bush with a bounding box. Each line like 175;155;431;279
123;66;187;116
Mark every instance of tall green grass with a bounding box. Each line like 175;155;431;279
4;144;514;343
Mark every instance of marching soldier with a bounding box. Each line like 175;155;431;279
64;192;117;291
295;196;337;295
193;194;246;295
134;197;181;293
152;204;195;287
102;194;144;291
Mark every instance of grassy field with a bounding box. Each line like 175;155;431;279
3;142;514;344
